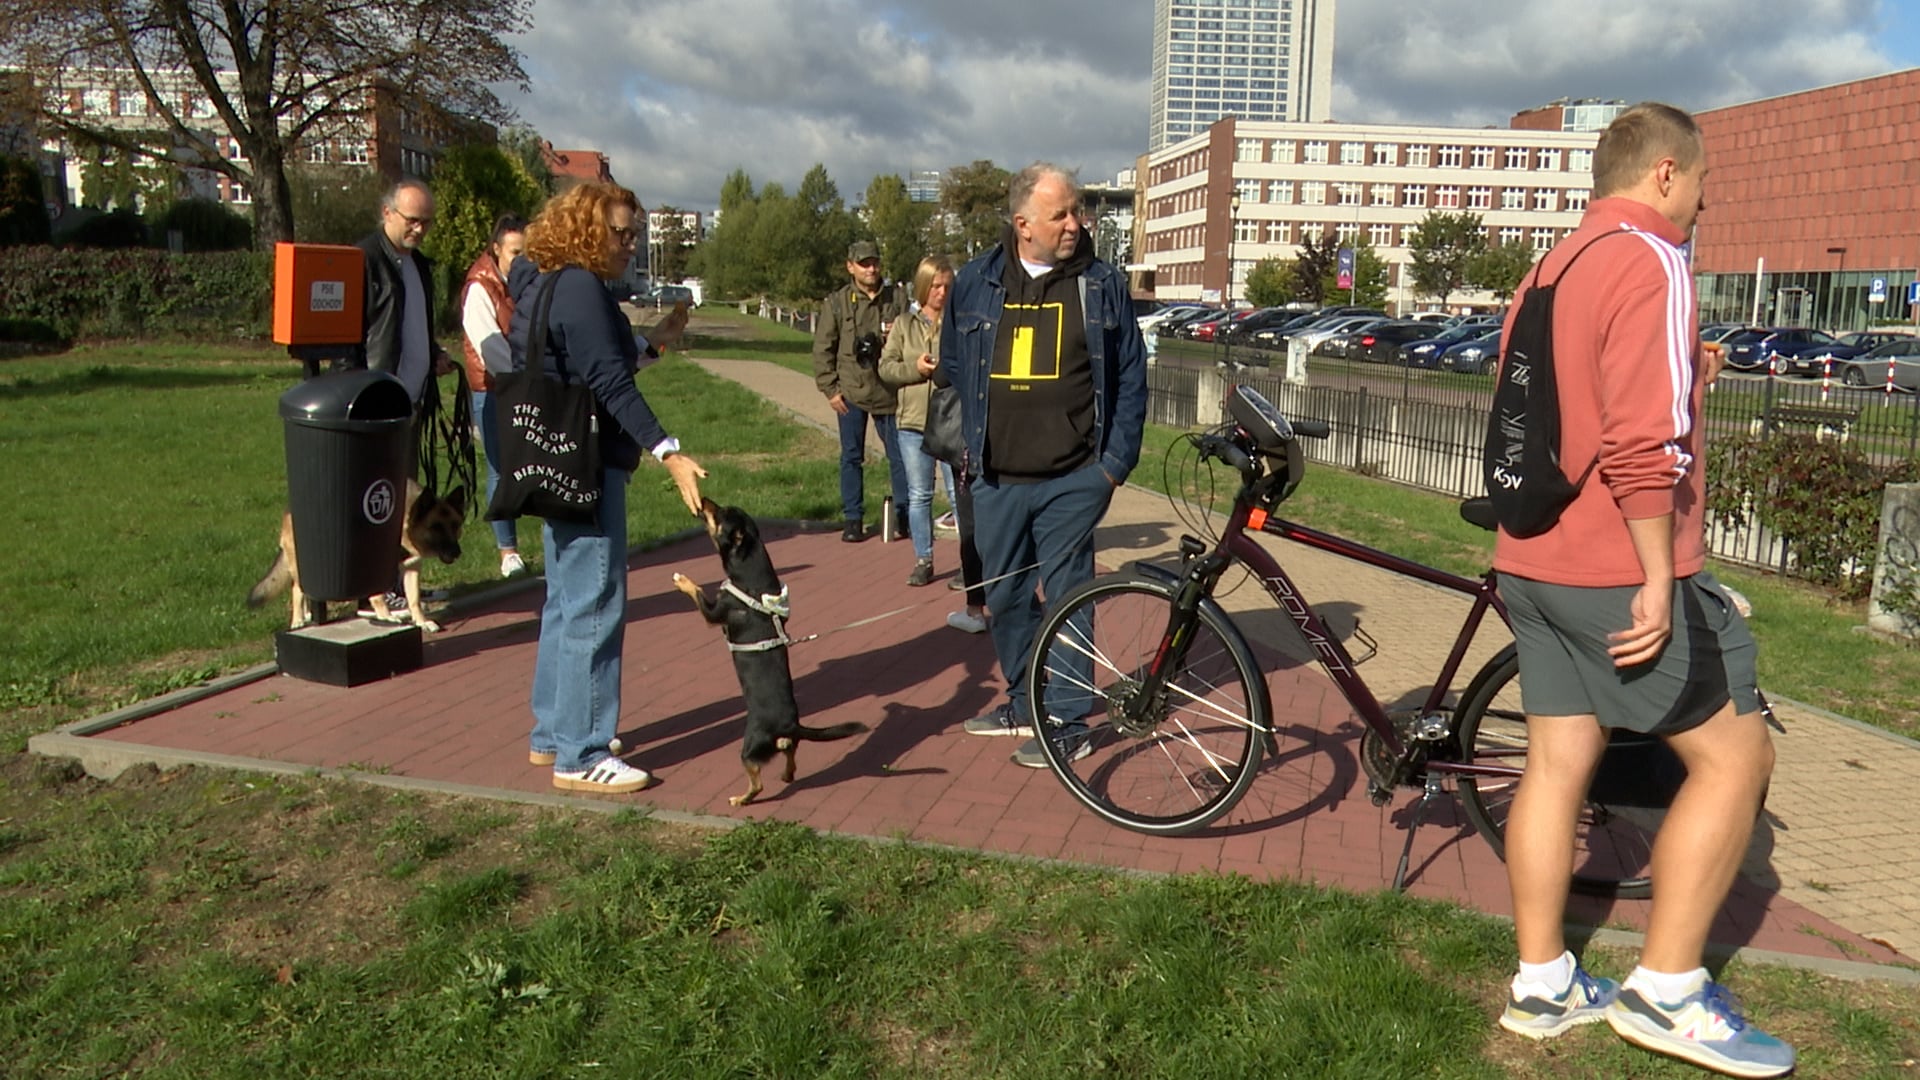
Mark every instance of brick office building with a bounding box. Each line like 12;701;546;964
1693;69;1920;330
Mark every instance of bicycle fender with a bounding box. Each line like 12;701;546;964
1453;642;1518;720
1117;564;1273;735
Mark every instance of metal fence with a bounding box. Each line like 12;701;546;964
1146;351;1920;579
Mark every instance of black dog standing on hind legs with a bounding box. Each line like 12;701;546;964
674;497;867;806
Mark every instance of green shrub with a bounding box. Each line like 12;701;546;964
148;198;252;252
0;316;70;346
0;246;272;339
58;208;149;249
1707;432;1920;598
0;157;51;246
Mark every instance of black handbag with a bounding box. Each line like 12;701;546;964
921;383;965;465
485;270;604;526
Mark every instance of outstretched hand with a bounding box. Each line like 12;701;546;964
648;300;692;354
662;452;707;515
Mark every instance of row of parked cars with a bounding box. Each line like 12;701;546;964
1705;324;1920;389
1140;301;1511;374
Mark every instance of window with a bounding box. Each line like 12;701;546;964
1531;228;1557;252
189;96;216;119
82;89;111;115
1237;138;1264;162
1403;184;1426;208
1271;139;1295;163
1268;179;1294;204
115;93;148;117
1436;185;1461;208
1339;141;1365;165
1236;177;1261;203
1501;187;1525;210
1266;221;1292;244
1372;143;1397;166
1335;222;1359;245
1370;183;1396;207
1335;181;1361;206
1566;189;1590;211
1236;220;1260;243
1369;223;1395;247
1467;186;1492;209
1470;146;1494;169
1538;148;1561;171
228;139;247;162
1505;146;1530;170
307;142;330;164
1533;189;1557;212
229;182;251;205
1303;140;1328;164
1301;181;1326;205
1437;145;1463;168
1569;148;1593;173
1405;144;1430;167
1500;226;1524;246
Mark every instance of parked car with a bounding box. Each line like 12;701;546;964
1700;321;1748;344
1775;329;1916;376
1220;306;1304;343
1302;316;1390;355
1312;305;1389;320
1153;306;1218;337
1189;309;1260;342
1407;311;1453;324
1348;321;1434;364
1140;303;1208;334
1830;337;1920;391
1399;321;1499;368
1443;312;1504;331
650;284;695;307
1437;327;1505;374
1721;327;1834;372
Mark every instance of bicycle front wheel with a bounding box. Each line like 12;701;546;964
1454;648;1659;899
1027;573;1268;835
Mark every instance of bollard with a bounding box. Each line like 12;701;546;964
881;496;895;544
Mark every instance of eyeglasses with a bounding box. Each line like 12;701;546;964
610;226;638;243
388;208;433;228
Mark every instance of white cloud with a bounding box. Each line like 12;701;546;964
501;0;1899;212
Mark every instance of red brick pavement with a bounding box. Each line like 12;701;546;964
86;522;1906;966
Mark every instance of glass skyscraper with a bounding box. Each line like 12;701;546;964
1150;0;1336;151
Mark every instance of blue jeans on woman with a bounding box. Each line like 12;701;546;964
472;390;519;552
528;468;628;772
895;427;936;562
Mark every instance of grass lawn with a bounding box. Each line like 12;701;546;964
1;321;1916;1076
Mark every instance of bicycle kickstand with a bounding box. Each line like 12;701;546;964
1391;773;1448;893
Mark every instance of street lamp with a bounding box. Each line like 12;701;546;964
1224;192;1242;371
1826;245;1847;331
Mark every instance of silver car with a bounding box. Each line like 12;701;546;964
1831;339;1920;392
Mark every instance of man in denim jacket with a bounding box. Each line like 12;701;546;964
939;162;1147;768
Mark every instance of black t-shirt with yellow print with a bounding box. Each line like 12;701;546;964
985;248;1096;482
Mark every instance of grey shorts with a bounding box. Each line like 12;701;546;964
1498;570;1761;735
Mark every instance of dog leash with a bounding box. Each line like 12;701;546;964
776;557;1047;650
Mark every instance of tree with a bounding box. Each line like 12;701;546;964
1290;230;1340;305
148;196;250;250
793;163;855;300
0;157;52;245
1407;211;1486;306
699;169;761;300
1243;257;1295;308
418;142;543;284
1466;239;1537;303
498;123;554;195
1316;240;1391;310
940;159;1011;258
288;164;388;244
863;173;932;284
6;0;531;248
652;205;694;284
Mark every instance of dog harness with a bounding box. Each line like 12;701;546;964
720;581;792;653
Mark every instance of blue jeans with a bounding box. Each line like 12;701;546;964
529;469;629;772
971;462;1115;728
472;390;519;552
837;403;907;525
895;428;936;561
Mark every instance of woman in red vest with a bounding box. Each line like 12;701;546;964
460;214;529;577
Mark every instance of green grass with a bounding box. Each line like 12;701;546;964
1;759;1915;1079
0;339;868;750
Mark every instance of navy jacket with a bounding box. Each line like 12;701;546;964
936;229;1147;484
506;260;668;473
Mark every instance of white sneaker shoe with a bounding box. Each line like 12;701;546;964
500;551;527;578
948;610;988;634
553;756;653;793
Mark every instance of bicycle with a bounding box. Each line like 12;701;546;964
1026;384;1696;899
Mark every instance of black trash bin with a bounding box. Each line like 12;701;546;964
279;369;413;601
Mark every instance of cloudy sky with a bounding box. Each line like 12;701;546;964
505;0;1917;212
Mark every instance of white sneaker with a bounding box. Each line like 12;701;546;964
553;756;653;793
947;610;988;634
500;551;527;578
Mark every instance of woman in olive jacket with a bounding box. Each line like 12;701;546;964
878;255;954;587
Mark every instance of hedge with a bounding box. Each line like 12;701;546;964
0;246;272;341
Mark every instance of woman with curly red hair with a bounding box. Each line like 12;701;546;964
508;181;706;793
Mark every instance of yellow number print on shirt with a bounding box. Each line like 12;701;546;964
995;303;1067;382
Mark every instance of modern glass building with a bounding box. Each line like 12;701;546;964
1149;0;1336;152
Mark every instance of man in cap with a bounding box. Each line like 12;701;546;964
813;240;909;541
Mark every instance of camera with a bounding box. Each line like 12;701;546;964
854;332;883;369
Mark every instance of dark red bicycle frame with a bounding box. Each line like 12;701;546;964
1217;499;1513;777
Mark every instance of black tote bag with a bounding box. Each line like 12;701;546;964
485;270;604;526
921;383;965;465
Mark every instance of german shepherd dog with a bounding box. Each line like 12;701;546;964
673;498;866;806
248;482;467;633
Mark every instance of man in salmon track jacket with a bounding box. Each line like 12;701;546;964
1488;103;1794;1079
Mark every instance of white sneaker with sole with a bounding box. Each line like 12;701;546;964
947;610;987;634
501;551;527;578
553;756;653;793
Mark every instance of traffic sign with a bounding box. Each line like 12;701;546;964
1869;277;1887;304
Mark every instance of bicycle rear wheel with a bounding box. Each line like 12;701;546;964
1027;573;1267;835
1454;648;1662;899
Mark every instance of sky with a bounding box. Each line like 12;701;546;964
503;0;1919;214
